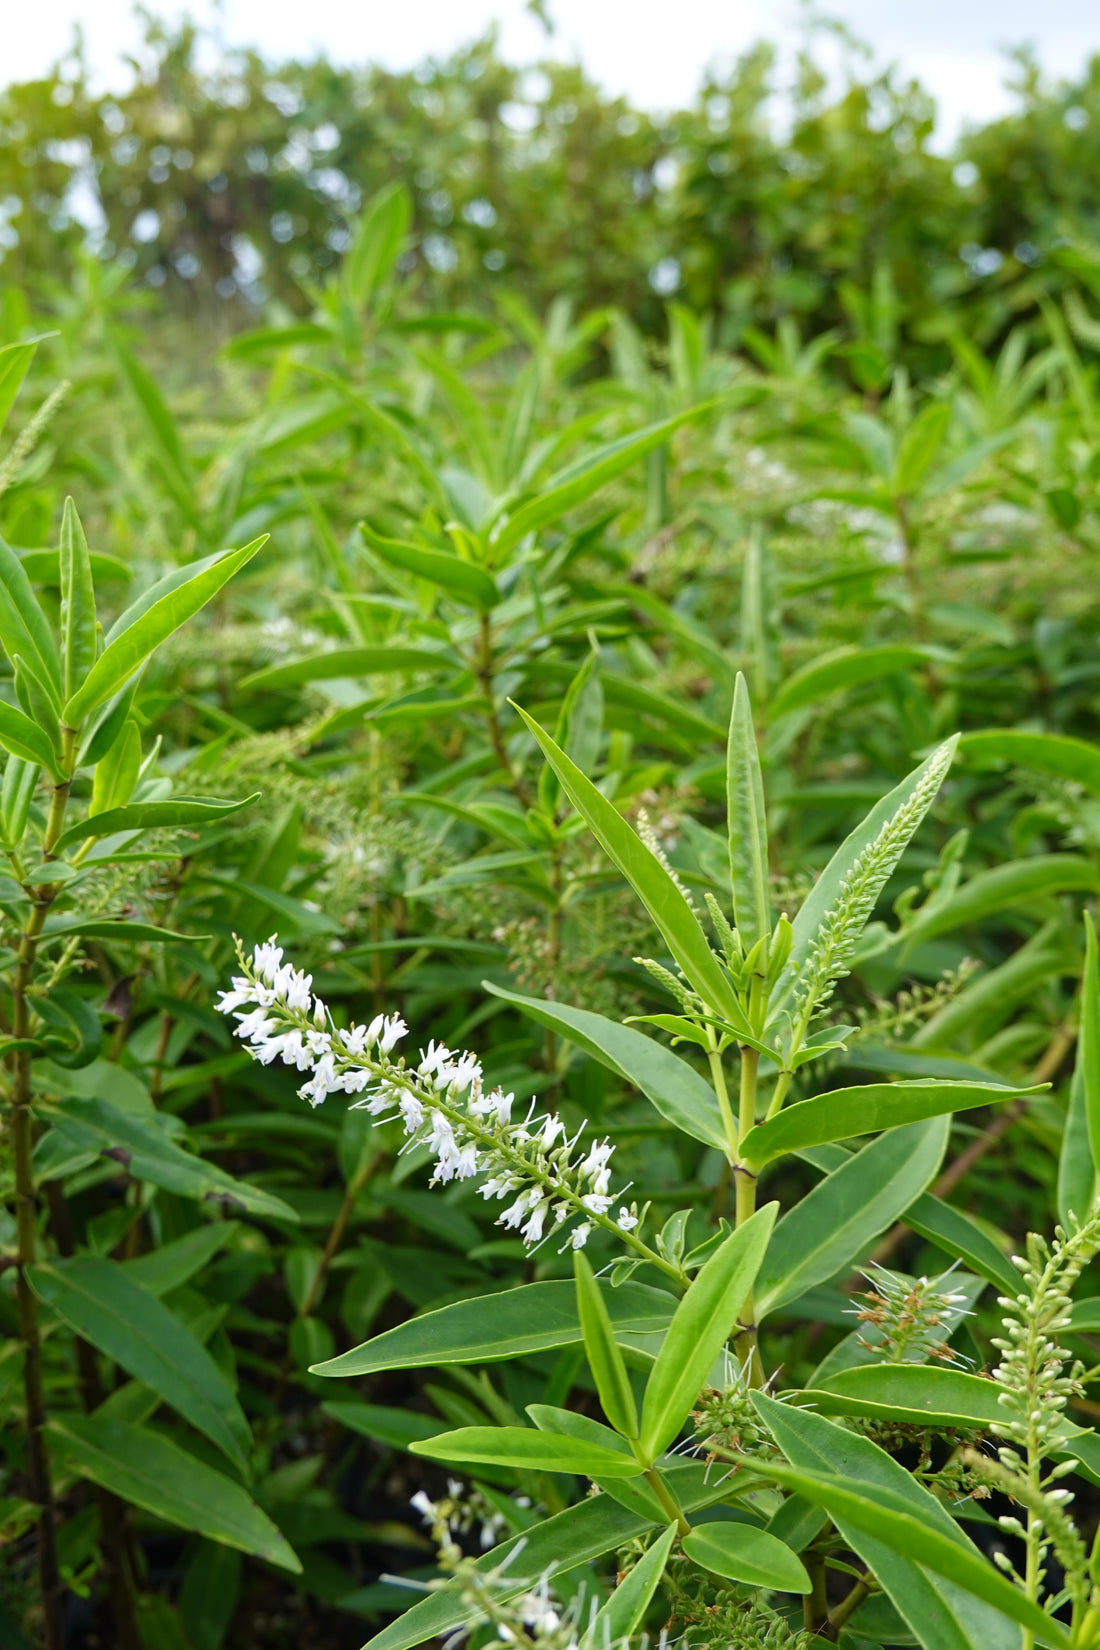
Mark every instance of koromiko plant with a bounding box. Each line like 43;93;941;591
0;343;304;1650
219;667;1100;1649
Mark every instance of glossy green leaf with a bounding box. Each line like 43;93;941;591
1083;913;1100;1181
1059;1061;1097;1230
512;704;748;1029
40;916;202;944
28;1257;250;1470
808;1365;1006;1429
682;1520;810;1592
958;729;1100;796
902;854;1100;949
54;794;259;852
359;524;499;611
485;983;725;1149
0;339;37;437
409;1424;643;1477
740;1080;1040;1168
0;538;60;694
770;645;937;721
311;1279;676;1376
49;1097;298;1222
46;1415;299;1572
320;1401;442;1452
0;699;62;776
580;1526;676;1649
726;672;770;950
240;646;455;691
124;1224;236;1296
59;497;97;704
753;1397;1030;1650
343;181;410;307
63;537;266;727
639;1203;776;1461
492;405;707;556
574;1251;638;1439
902;1192;1018;1294
755;1119;948;1319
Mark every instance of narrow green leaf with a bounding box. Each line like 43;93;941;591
1059;1061;1098;1230
0;538;62;695
580;1524;676;1650
240;646;455;692
903;1192;1019;1294
63;538;266;728
409;1425;642;1478
124;1224;236;1296
512;704;748;1029
526;1403;634;1459
1084;914;1100;1181
492;406;708;556
903;855;1100;950
28;1257;250;1470
575;1251;638;1439
0;339;37;437
726;672;770;950
740;1081;1040;1169
682;1520;810;1592
321;1401;442;1453
485;984;725;1149
311;1279;675;1376
0;700;63;776
46;1416;299;1572
807;1365;1006;1430
770;646;938;721
894;401;952;493
343;182;411;306
59;497;97;704
54;794;259;853
755;1120;948;1320
40;917;203;944
360;524;499;611
959;729;1100;797
639;1203;776;1462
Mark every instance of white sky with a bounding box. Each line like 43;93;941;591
5;0;1100;145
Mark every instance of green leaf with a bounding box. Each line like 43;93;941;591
755;1120;948;1319
902;855;1100;949
770;646;938;721
343;182;410;307
311;1279;675;1377
512;704;748;1029
320;1401;442;1453
54;794;259;852
575;1251;638;1439
1058;1061;1098;1230
113;338;198;523
0;339;38;437
27;1257;250;1470
240;646;455;691
63;538;266;728
45;1415;299;1572
639;1203;776;1462
958;729;1100;796
0;538;61;695
40;917;203;944
359;524;499;611
0;699;62;776
59;498;97;704
774;739;957;1017
485;983;725;1150
89;717;141;816
1083;913;1100;1182
726;672;770;950
807;1365;1005;1430
580;1525;676;1650
894;401;952;493
752;1397;1033;1650
682;1520;810;1592
740;1081;1040;1168
409;1425;642;1478
902;1192;1019;1294
492;406;708;556
49;1097;299;1223
124;1224;236;1296
749;1456;1066;1648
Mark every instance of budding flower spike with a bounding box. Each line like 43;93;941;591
217;935;659;1265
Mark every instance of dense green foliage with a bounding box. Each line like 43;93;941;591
6;30;1100;1650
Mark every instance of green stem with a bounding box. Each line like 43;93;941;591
732;1044;763;1385
641;1467;690;1536
474;612;531;810
827;1571;874;1635
706;1037;738;1160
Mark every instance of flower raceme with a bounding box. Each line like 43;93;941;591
217;937;640;1254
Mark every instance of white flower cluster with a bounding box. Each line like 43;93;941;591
217;937;641;1254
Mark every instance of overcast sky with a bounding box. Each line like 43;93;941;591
7;0;1100;145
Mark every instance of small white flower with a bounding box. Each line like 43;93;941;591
410;1490;436;1522
617;1207;638;1232
215;986;252;1015
454;1144;480;1179
521;1202;548;1245
539;1115;565;1150
570;1223;593;1249
581;1192;613;1217
399;1094;425;1131
252;938;284;983
380;1015;407;1053
580;1139;613;1178
234;1007;275;1042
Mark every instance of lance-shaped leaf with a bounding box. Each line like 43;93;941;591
806;1365;1006;1430
0;539;61;696
726;672;770;950
512;703;748;1030
0;700;63;777
360;523;499;611
580;1525;676;1650
28;1257;250;1471
60;498;97;703
902;854;1100;951
0;337;39;437
63;537;266;728
485;983;725;1149
1059;1061;1097;1231
681;1521;810;1592
1083;914;1100;1181
46;1416;298;1572
739;1080;1042;1169
54;794;259;853
959;728;1100;797
639;1203;776;1462
409;1425;643;1478
240;645;457;691
769;645;938;721
575;1251;638;1439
